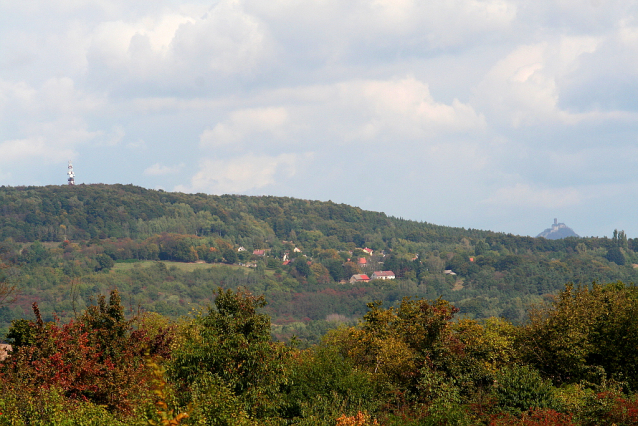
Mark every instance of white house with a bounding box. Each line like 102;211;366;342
371;271;395;280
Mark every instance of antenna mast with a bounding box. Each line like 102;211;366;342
67;161;75;185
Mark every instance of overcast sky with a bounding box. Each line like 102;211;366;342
1;0;638;238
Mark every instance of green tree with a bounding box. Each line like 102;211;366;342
170;288;292;420
519;282;638;388
606;247;625;265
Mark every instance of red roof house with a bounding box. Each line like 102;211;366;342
350;274;370;283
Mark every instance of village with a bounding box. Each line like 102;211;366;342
236;245;397;284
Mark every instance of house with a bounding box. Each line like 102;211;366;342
253;249;265;256
237;246;247;252
293;247;302;253
371;271;395;280
363;247;374;255
444;270;457;275
282;260;291;266
358;257;367;265
350;274;370;284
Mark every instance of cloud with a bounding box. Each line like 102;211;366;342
472;36;600;128
199;76;485;153
103;125;125;146
250;0;516;55
0;137;75;164
482;183;582;209
200;107;289;148
0;77;102;164
144;162;184;176
85;0;276;90
335;77;486;140
176;153;305;194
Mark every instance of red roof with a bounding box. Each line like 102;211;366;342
253;249;265;255
358;257;367;264
351;274;370;281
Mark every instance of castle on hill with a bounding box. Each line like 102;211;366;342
536;218;579;240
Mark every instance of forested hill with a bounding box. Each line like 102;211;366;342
2;183;638;341
0;183;491;245
0;183;623;252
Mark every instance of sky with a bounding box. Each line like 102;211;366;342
1;0;638;238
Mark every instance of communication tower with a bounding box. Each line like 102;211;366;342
67;161;75;185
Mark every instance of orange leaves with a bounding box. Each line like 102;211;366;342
336;411;379;426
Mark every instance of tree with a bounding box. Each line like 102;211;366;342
519;282;638;388
2;290;173;413
222;248;238;264
606;247;625;265
170;288;292;420
0;240;18;306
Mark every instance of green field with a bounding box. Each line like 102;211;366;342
111;260;272;274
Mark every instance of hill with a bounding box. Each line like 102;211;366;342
1;184;638;342
536;218;579;239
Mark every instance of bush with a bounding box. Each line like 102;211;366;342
494;365;557;415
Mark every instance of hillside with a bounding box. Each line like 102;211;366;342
2;184;638;342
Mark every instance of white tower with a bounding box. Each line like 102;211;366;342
67;161;75;185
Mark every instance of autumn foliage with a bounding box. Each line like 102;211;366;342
2;284;638;425
1;290;173;414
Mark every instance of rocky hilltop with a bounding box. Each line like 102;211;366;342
537;218;579;239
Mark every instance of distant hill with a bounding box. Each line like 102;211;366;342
536;219;579;240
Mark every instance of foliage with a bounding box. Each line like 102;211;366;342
0;384;130;425
1;290;173;415
493;364;557;415
169;288;293;421
489;409;574;426
282;345;379;422
519;282;638;388
145;356;189;426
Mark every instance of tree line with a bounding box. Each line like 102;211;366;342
2;283;638;425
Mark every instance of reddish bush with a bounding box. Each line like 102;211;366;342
490;409;574;426
587;392;638;426
1;290;172;413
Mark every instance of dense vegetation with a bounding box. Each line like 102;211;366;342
1;184;638;341
2;284;638;425
2;184;638;424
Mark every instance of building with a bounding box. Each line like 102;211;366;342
350;274;370;284
253;249;265;256
371;271;395;280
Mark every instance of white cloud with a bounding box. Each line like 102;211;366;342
84;1;276;86
200;107;289;148
176;153;305;194
335;77;485;140
0;77;102;164
472;36;601;127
